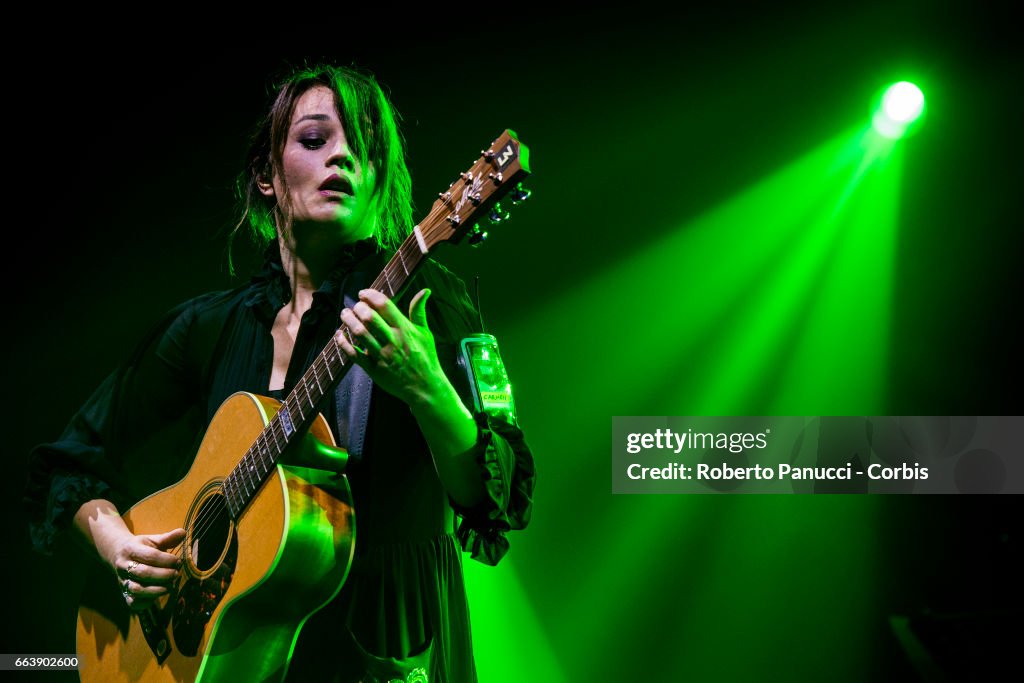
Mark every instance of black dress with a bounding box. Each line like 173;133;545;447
23;240;535;683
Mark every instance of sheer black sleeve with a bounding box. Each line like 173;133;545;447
416;262;536;566
23;294;219;555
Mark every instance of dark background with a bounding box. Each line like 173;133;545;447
6;2;1020;680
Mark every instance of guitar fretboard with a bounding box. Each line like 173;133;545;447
221;235;427;518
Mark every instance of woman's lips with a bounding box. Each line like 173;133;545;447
319;174;354;194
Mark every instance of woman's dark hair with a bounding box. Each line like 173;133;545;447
231;62;413;272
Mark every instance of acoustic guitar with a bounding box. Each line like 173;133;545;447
75;130;530;682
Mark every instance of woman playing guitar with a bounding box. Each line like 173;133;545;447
24;62;535;683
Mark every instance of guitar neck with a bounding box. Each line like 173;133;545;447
221;234;428;518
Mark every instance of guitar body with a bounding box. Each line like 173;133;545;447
76;392;356;682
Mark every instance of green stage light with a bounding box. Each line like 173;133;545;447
872;81;926;139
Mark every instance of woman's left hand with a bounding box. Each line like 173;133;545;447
336;288;445;407
339;287;485;507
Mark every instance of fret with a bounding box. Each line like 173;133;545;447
258;436;270;466
325;354;334;380
269;422;286;452
258;450;270;480
251;447;264;482
254;444;268;481
303;378;313;410
225;481;237;518
290;393;305;423
243;450;258;493
223;478;233;516
223;475;233;512
397;246;408;275
240;452;255;496
257;435;274;475
382;266;393;298
334;338;348;369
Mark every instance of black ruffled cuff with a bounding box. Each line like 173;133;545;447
28;471;113;556
449;412;535;566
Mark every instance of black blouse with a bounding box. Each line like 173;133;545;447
23;240;535;682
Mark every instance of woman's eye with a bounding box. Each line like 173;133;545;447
300;137;326;149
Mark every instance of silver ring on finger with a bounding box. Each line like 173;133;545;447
126;560;138;579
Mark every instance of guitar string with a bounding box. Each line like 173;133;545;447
171;344;344;558
167;266;405;556
163;291;399;558
169;306;358;555
154;160;504;565
167;248;418;553
166;341;343;559
166;320;357;557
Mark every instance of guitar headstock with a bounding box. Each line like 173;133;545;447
417;130;531;251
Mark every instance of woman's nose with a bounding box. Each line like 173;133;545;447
327;140;356;172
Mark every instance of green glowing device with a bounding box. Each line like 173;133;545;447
459;334;518;426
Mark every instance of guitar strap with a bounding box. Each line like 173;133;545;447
331;260;477;466
334;289;374;463
187;284;375;466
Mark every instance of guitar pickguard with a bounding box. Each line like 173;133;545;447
171;529;238;656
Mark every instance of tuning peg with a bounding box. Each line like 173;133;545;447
469;224;489;247
510;183;532;204
487;203;510;224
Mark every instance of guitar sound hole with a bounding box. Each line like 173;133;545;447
174;488;238;657
190;494;231;572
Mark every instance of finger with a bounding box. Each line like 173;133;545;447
124;562;179;585
359;289;404;327
340;309;382;355
148;528;186;552
352;300;397;347
408;288;431;328
335;327;363;360
124;578;170;598
133;542;183;570
119;557;172;579
126;595;160;612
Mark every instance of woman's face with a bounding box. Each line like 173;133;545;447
263;85;378;244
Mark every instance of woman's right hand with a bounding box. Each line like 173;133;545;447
108;528;186;611
74;499;185;611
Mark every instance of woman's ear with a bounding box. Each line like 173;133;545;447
256;173;275;197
